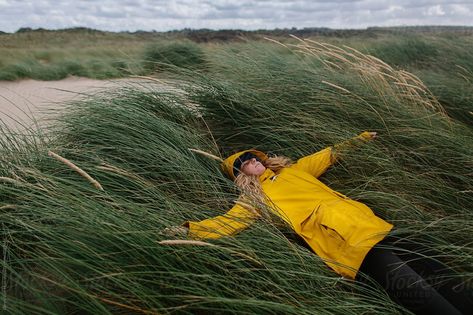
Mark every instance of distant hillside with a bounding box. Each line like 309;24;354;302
3;25;473;42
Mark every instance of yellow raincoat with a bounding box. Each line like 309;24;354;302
186;132;394;279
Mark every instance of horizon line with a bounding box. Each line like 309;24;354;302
2;24;473;34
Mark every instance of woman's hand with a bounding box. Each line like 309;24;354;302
367;131;377;139
359;131;378;141
160;226;189;237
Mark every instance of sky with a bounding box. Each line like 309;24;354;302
0;0;472;33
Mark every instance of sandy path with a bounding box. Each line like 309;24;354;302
0;76;168;131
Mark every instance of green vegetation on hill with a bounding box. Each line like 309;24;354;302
0;30;148;80
143;40;207;71
1;26;473;126
1;33;472;313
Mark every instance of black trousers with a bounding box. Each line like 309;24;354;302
357;237;472;315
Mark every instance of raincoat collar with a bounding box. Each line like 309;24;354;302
259;168;275;182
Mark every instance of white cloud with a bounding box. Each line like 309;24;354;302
0;0;472;32
449;4;471;15
387;5;403;13
426;5;446;16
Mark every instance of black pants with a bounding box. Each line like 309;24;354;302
357;237;472;314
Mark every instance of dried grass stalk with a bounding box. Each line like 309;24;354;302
322;81;351;94
0;204;17;210
129;75;166;84
188;148;223;162
0;176;23;186
48;151;103;191
158;239;215;246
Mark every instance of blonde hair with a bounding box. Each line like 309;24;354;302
263;155;292;173
234;155;292;218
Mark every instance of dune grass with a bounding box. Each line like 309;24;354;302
350;33;473;126
143;40;208;72
1;37;472;314
0;30;150;81
0;30;211;81
1;28;473;130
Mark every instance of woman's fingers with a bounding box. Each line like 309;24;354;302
368;131;378;139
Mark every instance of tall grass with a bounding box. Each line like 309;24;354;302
1;81;401;314
0;31;150;80
363;34;439;68
1;38;472;314
0;31;210;81
185;37;473;270
143;41;207;72
358;34;473;125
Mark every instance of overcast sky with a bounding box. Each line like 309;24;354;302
0;0;472;33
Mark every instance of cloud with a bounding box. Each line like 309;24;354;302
0;0;472;33
426;5;446;16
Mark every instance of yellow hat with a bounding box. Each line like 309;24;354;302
221;149;268;180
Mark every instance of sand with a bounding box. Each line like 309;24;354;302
0;76;165;131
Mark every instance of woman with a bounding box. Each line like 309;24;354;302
166;131;468;314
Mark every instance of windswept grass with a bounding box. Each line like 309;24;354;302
363;34;440;68
415;68;473;126
143;41;208;72
0;58;135;81
0;31;211;81
0;31;150;80
1;38;472;314
354;33;473;126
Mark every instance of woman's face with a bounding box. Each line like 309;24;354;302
240;158;266;176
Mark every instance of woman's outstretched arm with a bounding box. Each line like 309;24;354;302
176;200;260;240
289;131;377;178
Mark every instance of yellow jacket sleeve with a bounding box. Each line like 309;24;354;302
185;202;259;240
290;131;374;178
290;147;334;178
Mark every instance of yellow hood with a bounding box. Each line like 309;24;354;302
221;149;268;180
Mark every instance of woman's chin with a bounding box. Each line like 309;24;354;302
257;167;266;176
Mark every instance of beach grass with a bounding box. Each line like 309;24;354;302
0;30;151;80
1;34;472;314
